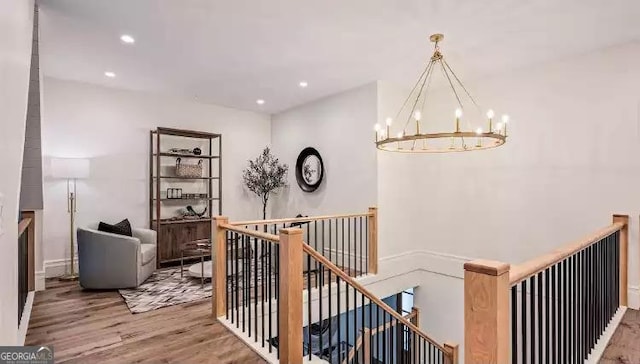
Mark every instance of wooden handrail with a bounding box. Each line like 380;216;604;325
302;241;446;352
219;223;280;243
509;222;624;286
18;218;32;237
229;212;373;226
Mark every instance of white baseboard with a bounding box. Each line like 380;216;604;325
628;286;640;310
586;306;627;364
44;257;77;278
17;292;34;345
35;271;45;291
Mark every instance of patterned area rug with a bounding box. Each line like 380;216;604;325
119;268;211;314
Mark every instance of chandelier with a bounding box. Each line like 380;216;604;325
374;34;509;153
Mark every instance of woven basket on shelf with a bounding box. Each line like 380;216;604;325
175;158;203;178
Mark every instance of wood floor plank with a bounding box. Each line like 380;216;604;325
600;309;640;363
26;279;266;364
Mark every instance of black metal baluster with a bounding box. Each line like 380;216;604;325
511;285;518;364
574;254;579;364
268;240;272;352
348;217;351;276
359;216;363;276
261;238;265;346
563;259;568;363
322;220;326;261
243;235;248;334
308;251;312;360
342;218;345;271
530;275;535;364
276;242;280;359
353;287;360;358
346;278;350;360
551;264;556;363
537;271;543;363
235;233;240;328
558;260;563;363
383;311;387;364
254;237;258;341
319;264;324;359
579;249;584;362
365;217;369;274
544;267;550;364
328;268;333;363
338;275;342;364
227;232;232;322
521;279;527;364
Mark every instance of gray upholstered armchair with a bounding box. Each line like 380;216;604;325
77;226;157;289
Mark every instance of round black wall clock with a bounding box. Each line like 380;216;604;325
295;147;324;192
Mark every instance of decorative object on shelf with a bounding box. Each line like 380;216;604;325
181;205;207;218
166;188;183;199
295;147;324;192
192;147;202;156
175;158;203;178
51;157;90;281
242;147;288;220
374;33;509;153
168;147;193;155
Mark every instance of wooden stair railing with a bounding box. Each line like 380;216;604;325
230;207;378;276
464;214;629;364
213;210;456;364
18;210;35;322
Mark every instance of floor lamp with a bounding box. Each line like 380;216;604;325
51;157;90;281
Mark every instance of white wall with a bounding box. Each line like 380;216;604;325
270;83;378;218
0;0;34;345
41;77;271;270
376;41;640;354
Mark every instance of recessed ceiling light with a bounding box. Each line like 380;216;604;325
299;81;308;88
104;71;116;78
256;99;265;105
120;34;135;44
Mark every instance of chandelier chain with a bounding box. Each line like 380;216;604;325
443;59;482;112
403;60;435;133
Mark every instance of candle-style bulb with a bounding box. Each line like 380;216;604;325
397;132;404;138
455;108;463;118
374;124;381;131
486;109;495;119
501;114;509;124
495;122;503;131
476;127;483;135
414;110;421;121
385;117;393;126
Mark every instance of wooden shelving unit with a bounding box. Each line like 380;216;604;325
149;127;222;267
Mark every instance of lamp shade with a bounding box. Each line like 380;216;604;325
51;158;90;179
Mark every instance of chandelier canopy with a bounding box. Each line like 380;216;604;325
375;34;509;153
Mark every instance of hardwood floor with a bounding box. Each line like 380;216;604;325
600;309;640;363
26;279;267;364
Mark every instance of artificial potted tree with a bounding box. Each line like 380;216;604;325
242;147;288;220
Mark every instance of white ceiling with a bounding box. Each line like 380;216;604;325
39;0;640;114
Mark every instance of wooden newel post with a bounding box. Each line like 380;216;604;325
410;307;420;327
279;227;304;364
463;260;510;364
613;214;629;307
362;328;371;364
368;207;378;274
213;216;229;317
444;342;459;364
